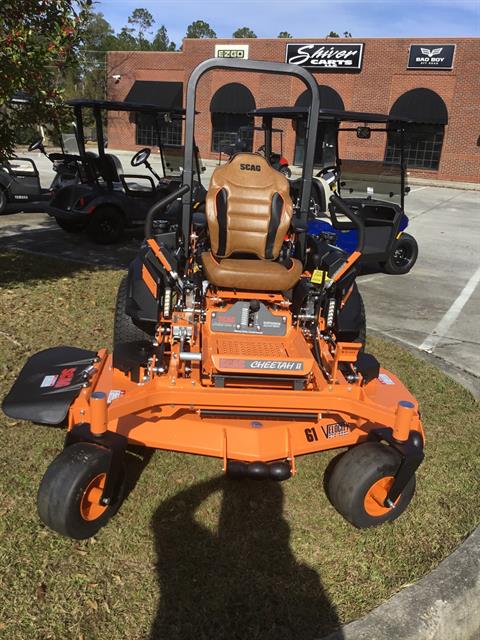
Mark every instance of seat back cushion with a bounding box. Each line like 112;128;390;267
205;153;293;260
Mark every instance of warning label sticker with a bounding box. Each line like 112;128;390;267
40;375;58;388
107;389;124;404
378;373;395;385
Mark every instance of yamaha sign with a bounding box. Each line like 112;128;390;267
285;43;364;70
407;44;455;69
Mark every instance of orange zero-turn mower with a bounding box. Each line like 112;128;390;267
2;59;424;540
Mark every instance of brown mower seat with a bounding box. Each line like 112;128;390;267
201;153;302;291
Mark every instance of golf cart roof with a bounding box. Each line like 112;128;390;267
252;106;413;124
67;98;185;116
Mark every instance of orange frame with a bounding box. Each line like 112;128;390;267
68;341;424;473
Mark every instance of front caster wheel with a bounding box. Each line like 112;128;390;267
37;442;125;539
327;442;416;528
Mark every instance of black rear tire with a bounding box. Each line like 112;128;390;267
86;206;125;244
336;284;366;348
113;275;155;348
56;219;86;233
37;442;125;539
327;441;416;528
382;233;418;275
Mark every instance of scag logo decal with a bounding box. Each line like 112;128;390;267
240;163;261;172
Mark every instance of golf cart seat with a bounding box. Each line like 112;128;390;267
96;154;153;192
201;153;302;291
98;154;123;183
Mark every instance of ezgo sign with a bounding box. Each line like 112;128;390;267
285;43;364;70
215;44;249;59
407;44;455;69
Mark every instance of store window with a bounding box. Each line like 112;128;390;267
210;83;256;153
385;88;448;171
385;124;444;170
294;86;344;166
125;80;184;147
135;113;183;147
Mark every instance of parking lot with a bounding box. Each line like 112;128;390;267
1;151;479;396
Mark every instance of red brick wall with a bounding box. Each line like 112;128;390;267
107;37;480;184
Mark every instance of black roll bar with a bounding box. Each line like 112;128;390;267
145;184;190;239
329;193;365;253
181;58;320;264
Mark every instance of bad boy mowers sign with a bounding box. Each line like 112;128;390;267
407;44;455;69
285;43;364;70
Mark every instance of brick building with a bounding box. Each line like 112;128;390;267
107;37;480;184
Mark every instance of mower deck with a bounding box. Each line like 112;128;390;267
59;346;422;465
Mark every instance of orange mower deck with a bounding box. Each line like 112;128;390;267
71;346;424;468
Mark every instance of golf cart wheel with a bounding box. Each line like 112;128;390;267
37;442;125;539
327;442;416;528
0;187;7;214
113;275;155;348
56;219;86;233
382;233;418;275
86;206;125;244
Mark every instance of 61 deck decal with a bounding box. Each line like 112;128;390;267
305;421;352;442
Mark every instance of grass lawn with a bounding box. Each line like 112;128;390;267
0;250;479;640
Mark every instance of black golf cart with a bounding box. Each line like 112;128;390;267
0;138;79;214
252;107;419;275
0;93;80;214
46;99;206;244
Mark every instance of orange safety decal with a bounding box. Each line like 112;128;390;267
332;251;361;282
142;264;157;298
147;238;172;272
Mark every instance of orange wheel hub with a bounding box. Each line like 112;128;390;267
80;473;108;521
364;476;400;517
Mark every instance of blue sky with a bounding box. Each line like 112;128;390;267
96;0;480;45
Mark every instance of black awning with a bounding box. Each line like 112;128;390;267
296;85;345;111
124;81;183;110
68;98;184;115
251;106;412;125
390;88;448;125
210;83;256;114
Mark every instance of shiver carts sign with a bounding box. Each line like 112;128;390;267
285;43;364;70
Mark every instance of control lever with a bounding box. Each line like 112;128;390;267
248;300;260;327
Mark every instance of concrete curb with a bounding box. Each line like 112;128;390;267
321;526;480;640
368;328;480;401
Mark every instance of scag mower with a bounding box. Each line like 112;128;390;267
2;59;424;540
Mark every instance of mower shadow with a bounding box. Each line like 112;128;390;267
149;476;344;640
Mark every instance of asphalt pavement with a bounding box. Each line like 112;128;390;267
2;150;479;395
